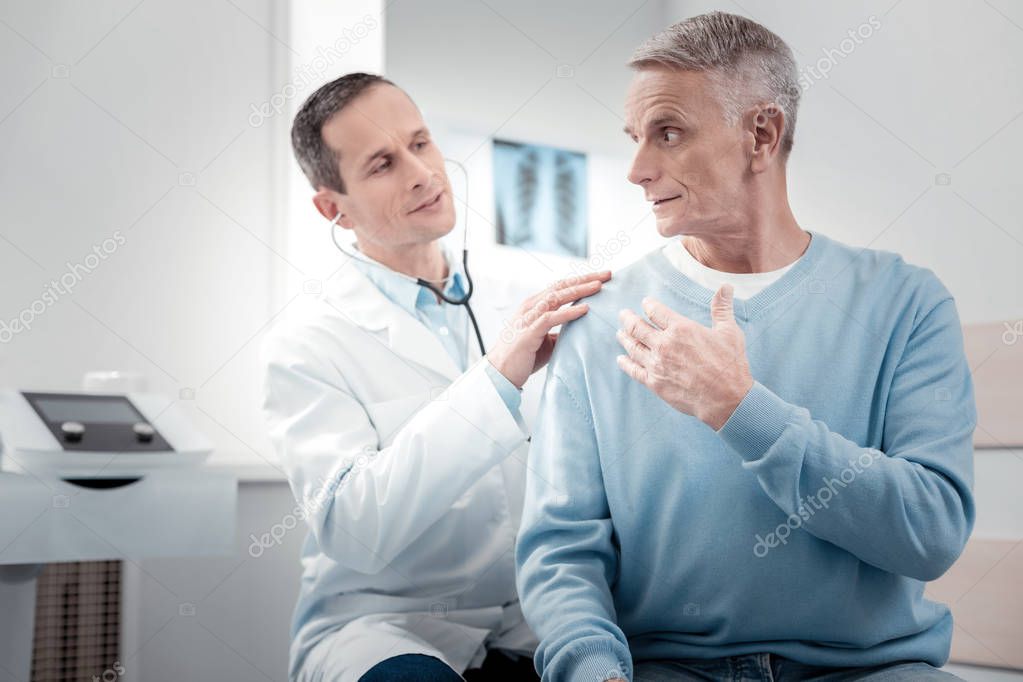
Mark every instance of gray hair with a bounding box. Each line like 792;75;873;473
629;11;801;157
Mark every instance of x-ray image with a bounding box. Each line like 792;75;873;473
493;139;588;258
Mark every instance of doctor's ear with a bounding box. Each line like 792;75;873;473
312;189;355;229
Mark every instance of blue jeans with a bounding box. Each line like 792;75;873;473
358;650;539;682
358;654;462;682
633;654;964;681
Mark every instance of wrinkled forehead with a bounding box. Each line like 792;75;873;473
623;67;721;133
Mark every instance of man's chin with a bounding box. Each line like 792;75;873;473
654;215;688;239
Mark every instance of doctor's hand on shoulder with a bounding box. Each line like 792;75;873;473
486;270;612;388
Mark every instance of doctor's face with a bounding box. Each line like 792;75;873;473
624;67;754;239
323;84;455;248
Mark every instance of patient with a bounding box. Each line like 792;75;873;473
515;11;976;682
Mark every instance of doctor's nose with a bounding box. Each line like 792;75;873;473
405;152;435;193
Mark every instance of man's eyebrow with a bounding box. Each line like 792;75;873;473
648;114;686;128
623;113;687;138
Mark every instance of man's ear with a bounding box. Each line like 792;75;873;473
312;188;355;229
747;104;785;173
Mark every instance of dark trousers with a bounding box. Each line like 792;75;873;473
358;650;539;682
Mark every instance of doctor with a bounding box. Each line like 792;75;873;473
260;72;609;682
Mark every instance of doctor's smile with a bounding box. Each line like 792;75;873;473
408;189;446;214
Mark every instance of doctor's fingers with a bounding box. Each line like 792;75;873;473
522;270;611;309
522;280;604;321
525;302;590;336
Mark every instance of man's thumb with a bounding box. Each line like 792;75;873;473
711;283;735;327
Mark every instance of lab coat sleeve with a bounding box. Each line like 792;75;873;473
716;293;976;581
261;331;528;575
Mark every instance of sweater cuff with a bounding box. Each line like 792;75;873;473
715;381;795;462
564;649;630;682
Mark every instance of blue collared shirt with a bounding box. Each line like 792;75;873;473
351;249;521;414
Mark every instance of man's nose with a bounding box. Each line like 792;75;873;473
627;144;657;186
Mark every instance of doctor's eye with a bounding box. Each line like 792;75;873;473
413;139;430;151
372;158;392;174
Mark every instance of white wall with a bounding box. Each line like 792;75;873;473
0;0;296;473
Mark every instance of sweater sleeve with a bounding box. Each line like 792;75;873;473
515;368;632;682
716;295;976;581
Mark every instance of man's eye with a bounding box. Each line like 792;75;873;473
373;159;391;174
662;129;681;144
414;140;429;150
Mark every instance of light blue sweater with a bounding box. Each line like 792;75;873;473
515;231;976;682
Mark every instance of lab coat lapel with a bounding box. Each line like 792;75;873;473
322;264;461;382
465;274;520;367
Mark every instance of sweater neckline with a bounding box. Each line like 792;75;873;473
648;230;826;322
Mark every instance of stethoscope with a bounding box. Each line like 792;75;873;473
328;159;487;358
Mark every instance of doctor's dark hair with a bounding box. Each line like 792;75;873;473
291;72;395;193
629;11;801;157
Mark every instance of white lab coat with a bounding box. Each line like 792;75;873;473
260;259;543;682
